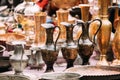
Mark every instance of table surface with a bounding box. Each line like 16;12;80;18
0;49;107;80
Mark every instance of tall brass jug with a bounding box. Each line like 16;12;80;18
97;0;112;66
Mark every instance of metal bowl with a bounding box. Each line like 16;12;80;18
51;0;80;9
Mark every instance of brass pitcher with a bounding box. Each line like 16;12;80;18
40;23;60;72
97;0;112;66
112;17;120;65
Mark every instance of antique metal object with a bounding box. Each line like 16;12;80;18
40;72;81;80
60;22;80;68
28;47;44;70
51;0;80;9
0;74;30;80
56;9;69;42
14;0;40;21
33;12;47;46
40;23;60;72
79;4;91;22
0;33;25;51
14;0;40;44
97;0;112;66
76;4;102;65
10;42;28;75
65;65;120;80
55;0;80;43
112;17;120;66
77;19;101;65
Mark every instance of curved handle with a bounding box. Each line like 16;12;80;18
54;26;61;51
89;19;102;44
75;20;84;44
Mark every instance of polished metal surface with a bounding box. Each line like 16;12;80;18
51;0;80;9
10;44;28;75
65;65;120;79
61;22;79;68
40;23;60;72
41;72;80;80
112;17;120;65
97;0;112;66
0;74;30;80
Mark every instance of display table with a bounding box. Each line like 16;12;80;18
1;63;67;80
1;50;119;80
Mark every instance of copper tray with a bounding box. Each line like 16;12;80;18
65;65;120;80
0;33;25;41
0;33;25;47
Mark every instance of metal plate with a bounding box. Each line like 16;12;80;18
40;72;81;80
0;74;30;80
65;65;120;80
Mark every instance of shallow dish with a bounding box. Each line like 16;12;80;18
65;65;120;80
40;72;81;80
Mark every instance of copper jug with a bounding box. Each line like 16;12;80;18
40;23;60;72
61;22;79;68
77;4;102;65
77;19;102;65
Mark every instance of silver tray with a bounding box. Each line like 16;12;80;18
65;65;120;80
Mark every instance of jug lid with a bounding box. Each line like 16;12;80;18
41;23;55;29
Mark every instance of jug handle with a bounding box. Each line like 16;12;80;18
54;26;61;51
76;20;84;45
88;19;102;45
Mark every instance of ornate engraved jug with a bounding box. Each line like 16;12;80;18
60;22;80;68
77;19;102;65
77;4;102;65
40;23;60;72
